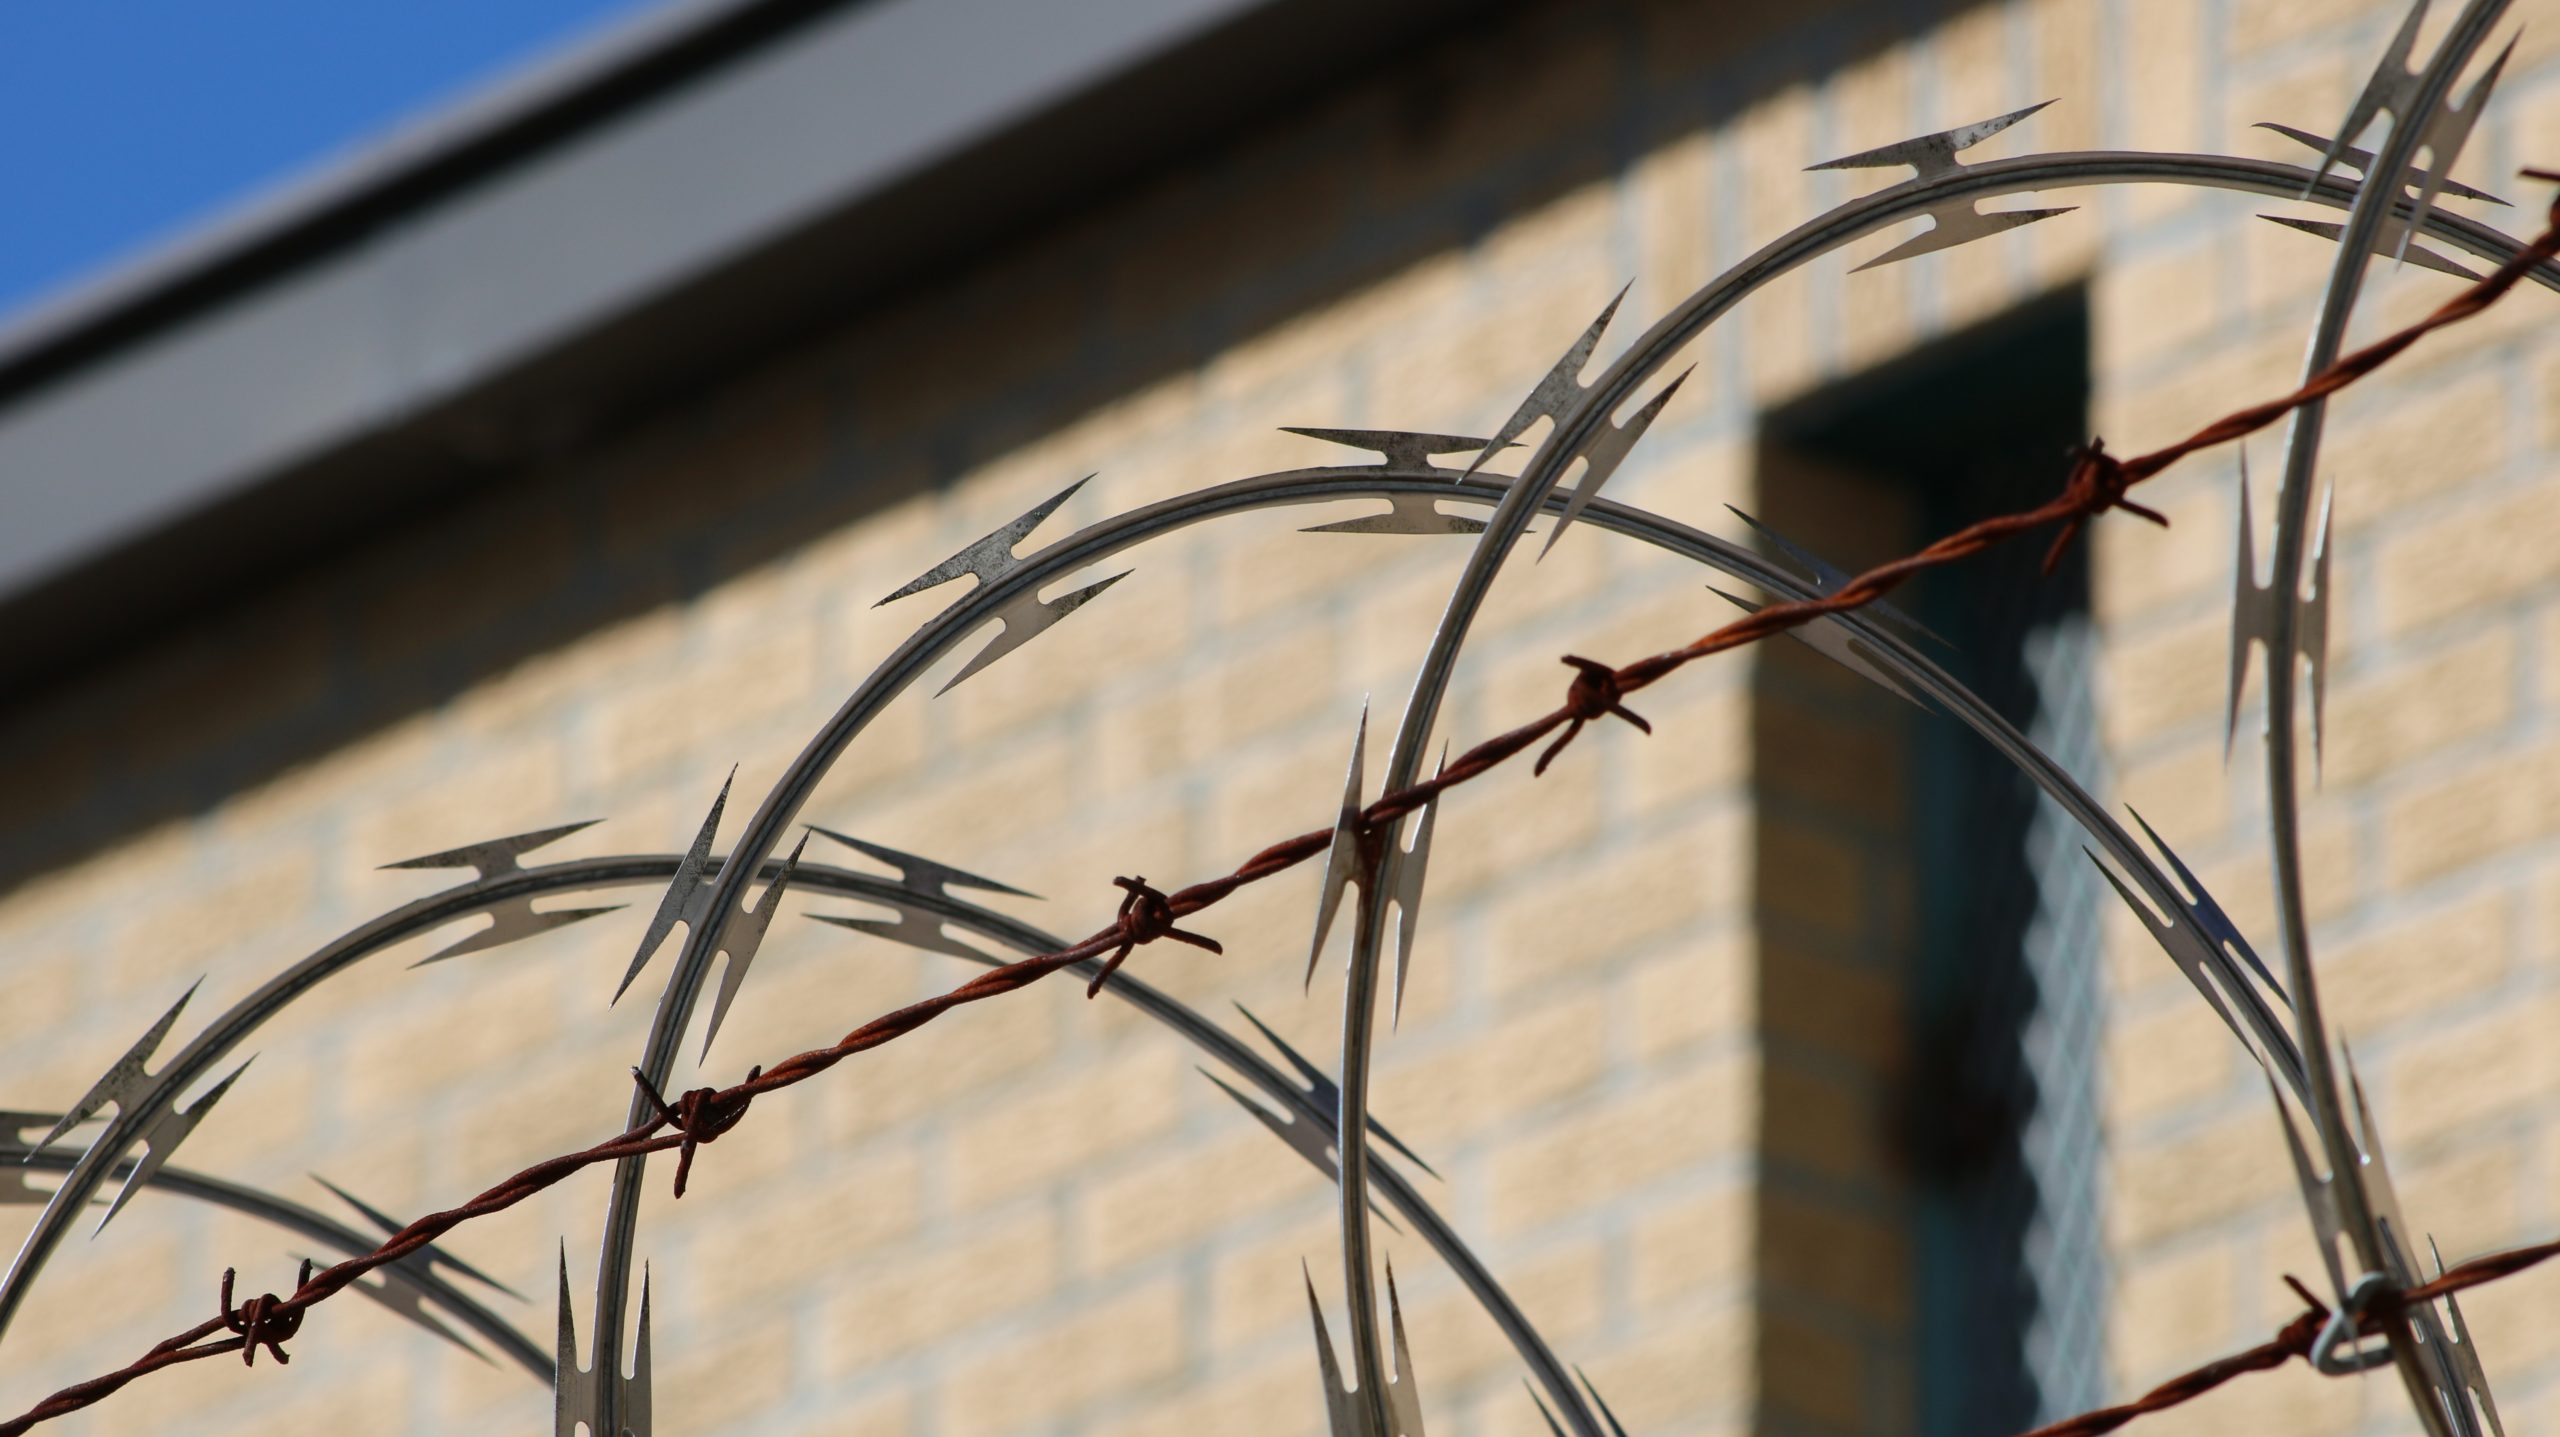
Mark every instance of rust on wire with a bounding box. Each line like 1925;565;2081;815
629;1065;760;1200
4;180;2555;1437
219;1260;314;1367
1090;876;1223;998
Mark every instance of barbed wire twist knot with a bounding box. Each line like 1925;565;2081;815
218;1260;313;1368
1535;656;1653;775
1090;876;1222;997
2043;438;2167;573
630;1065;760;1199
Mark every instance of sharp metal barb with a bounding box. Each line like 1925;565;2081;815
1304;1263;1370;1437
382;820;603;880
808;906;999;962
2126;808;2285;1003
34;981;199;1150
616;770;731;1005
1234;1005;1438;1178
1722;505;1941;648
934;568;1131;696
1282;428;1500;471
95;1060;251;1235
2259;213;2482;280
2269;1074;2349;1297
411;895;624;969
2254;121;2505;204
310;1173;521;1298
2088;845;2299;1101
1307;702;1378;990
2309;0;2432;194
1383;1260;1427;1437
1302;492;1490;536
556;1248;651;1437
1387;746;1444;1029
2335;1051;2494;1434
1528;1383;1569;1437
2228;460;2334;770
1197;1071;1404;1233
804;826;1036;900
1707;586;1932;709
1576;1367;1631;1437
699;831;809;1061
1811;98;2056;177
1536;368;1690;559
875;475;1094;607
1463;285;1629;481
2304;2;2511;262
1809;100;2073;269
2430;1236;2506;1437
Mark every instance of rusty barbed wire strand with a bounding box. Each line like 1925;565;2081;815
4;183;2552;1437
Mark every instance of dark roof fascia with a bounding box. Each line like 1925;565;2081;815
0;0;1491;692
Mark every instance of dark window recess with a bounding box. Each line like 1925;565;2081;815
1766;290;2104;1434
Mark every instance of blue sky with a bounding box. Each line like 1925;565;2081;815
0;0;663;324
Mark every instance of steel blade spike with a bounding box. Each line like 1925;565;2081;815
1722;504;1942;649
1307;701;1379;990
388;819;621;967
1809;100;2073;270
2302;1;2512;263
1197;1071;1404;1233
556;1247;652;1437
1706;586;1932;709
2254;121;2505;204
2227;457;2334;770
698;831;808;1059
1462;284;1629;482
615;770;732;1004
2428;1236;2505;1437
805;826;1036;960
875;475;1094;606
1234;1004;1438;1176
1536;367;1690;559
1386;746;1443;1029
1282;428;1501;471
1382;1259;1426;1436
93;1060;251;1235
34;981;200;1150
1304;1263;1371;1437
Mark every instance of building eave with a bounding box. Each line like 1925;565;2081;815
0;0;1489;692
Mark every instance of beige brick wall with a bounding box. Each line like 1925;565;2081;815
1;1;2556;1435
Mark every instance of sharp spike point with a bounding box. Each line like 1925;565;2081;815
1281;428;1500;471
876;476;1094;607
1723;505;1942;647
96;1058;252;1237
1464;284;1630;481
382;819;604;878
1706;586;1931;709
699;831;809;1061
1306;702;1373;991
616;771;733;1005
1577;1366;1632;1437
1388;744;1445;1030
1537;368;1690;560
2229;455;2262;758
1384;1259;1426;1436
37;980;201;1151
804;826;1036;899
2257;213;2483;279
934;569;1131;696
1233;1004;1440;1179
1302;492;1490;536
